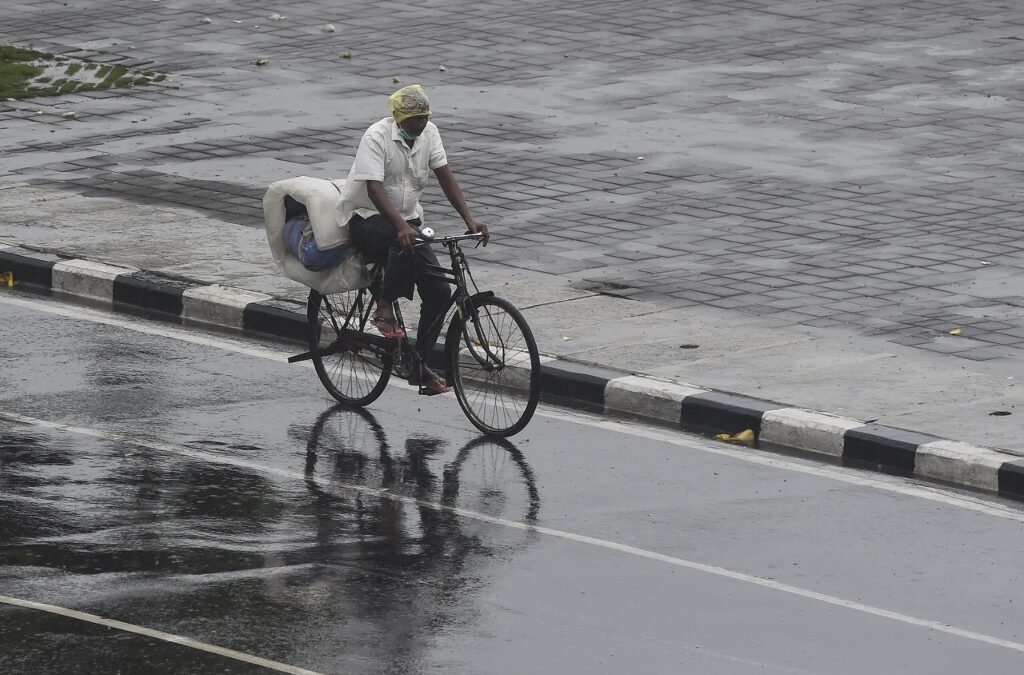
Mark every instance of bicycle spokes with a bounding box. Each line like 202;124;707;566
447;296;540;437
309;290;393;406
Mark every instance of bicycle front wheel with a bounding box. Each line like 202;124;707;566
446;296;540;437
308;290;393;406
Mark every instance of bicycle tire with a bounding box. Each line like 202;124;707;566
445;295;540;437
308;290;392;406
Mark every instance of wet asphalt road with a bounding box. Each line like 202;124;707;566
2;292;1024;674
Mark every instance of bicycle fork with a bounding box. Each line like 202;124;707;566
459;302;505;373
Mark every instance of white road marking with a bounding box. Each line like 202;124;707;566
0;593;323;675
4;409;1024;656
8;292;1024;655
5;292;1024;523
539;408;1024;523
0;293;420;395
0;293;294;363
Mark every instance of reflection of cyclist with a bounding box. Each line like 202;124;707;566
294;405;540;666
339;84;489;395
301;404;540;525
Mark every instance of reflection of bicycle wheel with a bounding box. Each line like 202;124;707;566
442;436;540;524
301;407;541;535
308;290;393;406
304;404;394;487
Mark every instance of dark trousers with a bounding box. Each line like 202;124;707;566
349;213;451;359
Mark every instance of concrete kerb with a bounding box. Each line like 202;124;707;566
182;284;274;332
915;440;1008;494
52;259;133;307
3;243;1024;505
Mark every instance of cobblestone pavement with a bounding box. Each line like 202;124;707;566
4;0;1024;362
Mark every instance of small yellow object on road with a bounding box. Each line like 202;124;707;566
2;272;13;288
949;327;962;336
715;428;756;444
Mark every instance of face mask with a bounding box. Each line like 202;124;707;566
398;127;416;142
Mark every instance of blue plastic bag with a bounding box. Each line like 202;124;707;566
282;216;349;272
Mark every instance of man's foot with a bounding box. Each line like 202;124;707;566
408;365;451;396
370;315;405;338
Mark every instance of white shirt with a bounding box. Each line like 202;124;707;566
337;117;448;227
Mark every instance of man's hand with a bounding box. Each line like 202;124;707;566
397;223;419;254
465;218;490;246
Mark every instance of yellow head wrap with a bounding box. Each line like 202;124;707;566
389;84;431;123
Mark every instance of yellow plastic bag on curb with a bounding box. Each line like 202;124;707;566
715;429;756;444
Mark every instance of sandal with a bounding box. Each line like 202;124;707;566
370;315;406;339
408;365;451;396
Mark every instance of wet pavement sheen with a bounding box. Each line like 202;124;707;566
1;393;542;672
4;0;1024;454
5;0;1024;362
3;295;1024;674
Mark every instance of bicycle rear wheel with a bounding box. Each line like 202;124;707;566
446;295;540;437
308;290;393;406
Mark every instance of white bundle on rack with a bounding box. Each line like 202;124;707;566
262;176;370;294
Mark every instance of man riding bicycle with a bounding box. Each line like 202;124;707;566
337;84;490;395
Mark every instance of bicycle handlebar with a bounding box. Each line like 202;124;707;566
414;231;486;247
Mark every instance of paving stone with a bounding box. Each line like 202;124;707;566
4;0;1024;365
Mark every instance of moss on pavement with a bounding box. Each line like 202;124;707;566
0;44;166;100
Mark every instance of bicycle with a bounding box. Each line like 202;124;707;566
288;232;541;437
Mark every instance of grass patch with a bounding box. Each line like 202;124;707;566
102;65;128;83
0;45;50;61
0;43;168;100
0;62;44;99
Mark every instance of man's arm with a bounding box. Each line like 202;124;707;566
434;165;489;245
366;180;420;254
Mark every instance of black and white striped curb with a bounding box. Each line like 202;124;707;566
549;366;1024;502
0;242;310;341
4;242;1023;503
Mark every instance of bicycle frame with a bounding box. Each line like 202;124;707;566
293;230;541;435
289;233;493;370
415;234;494;357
